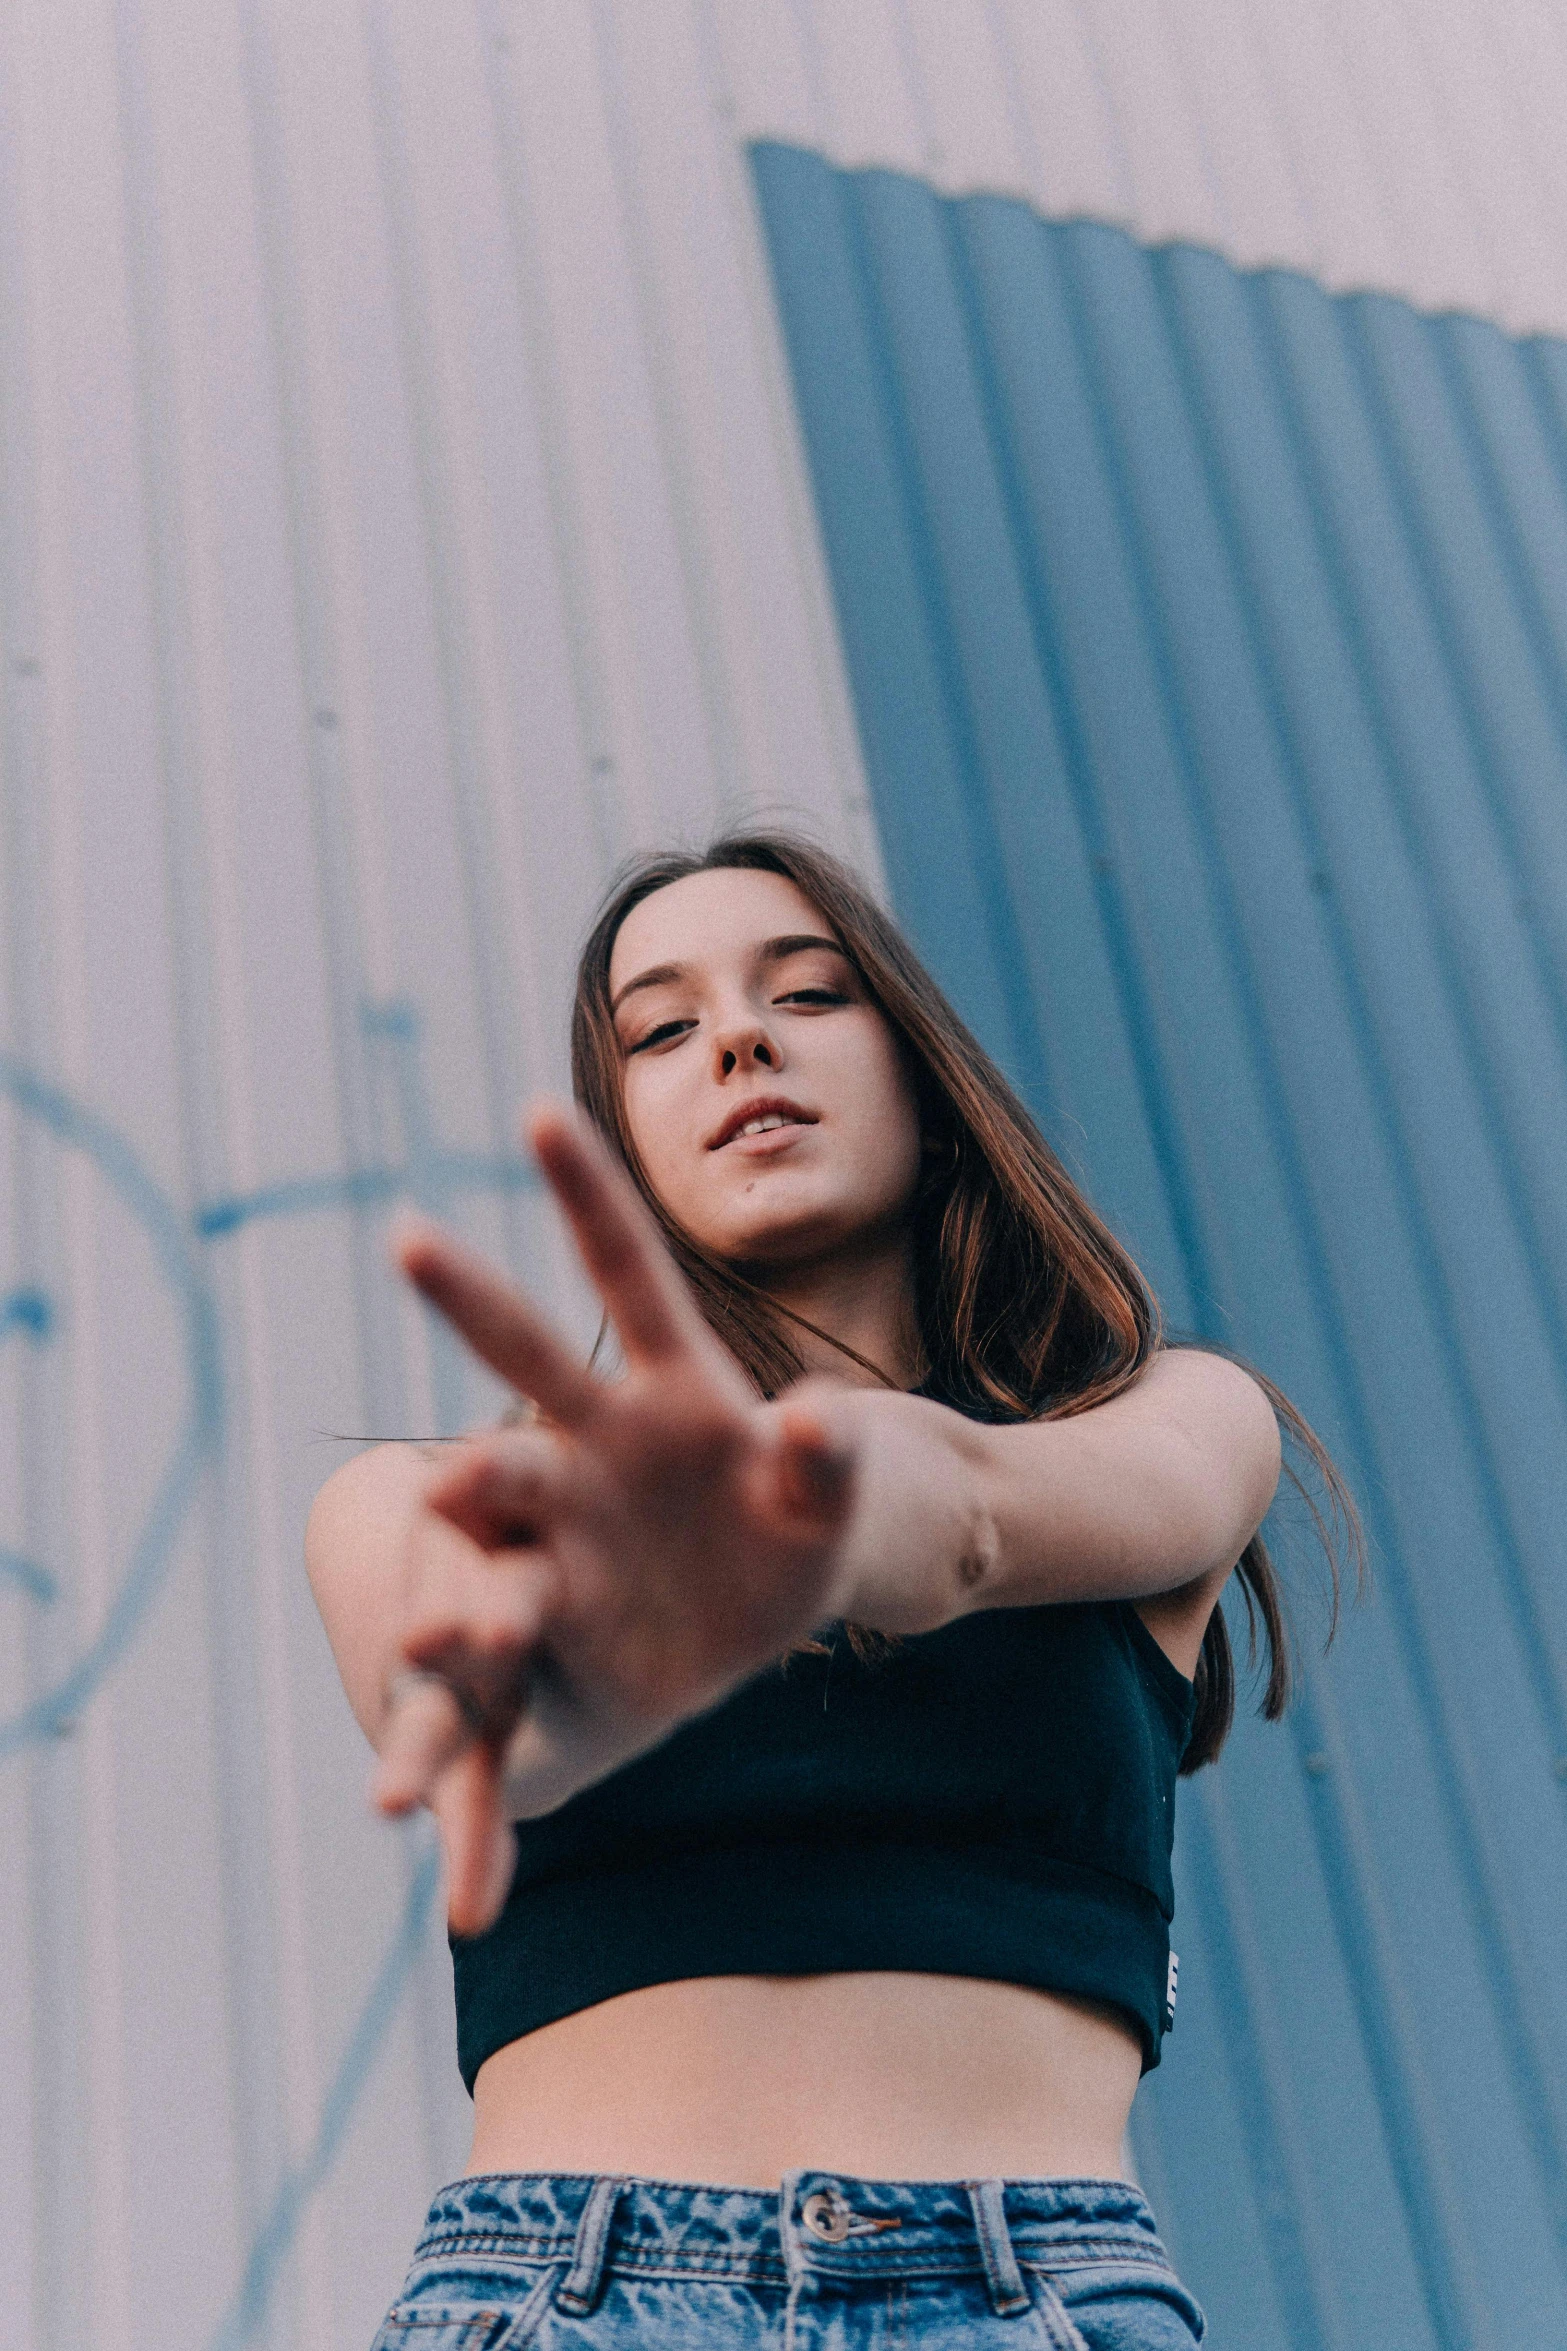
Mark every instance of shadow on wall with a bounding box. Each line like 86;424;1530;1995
752;140;1567;2351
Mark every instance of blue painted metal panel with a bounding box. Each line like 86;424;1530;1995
752;141;1567;2351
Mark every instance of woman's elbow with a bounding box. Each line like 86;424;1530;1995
1160;1351;1282;1572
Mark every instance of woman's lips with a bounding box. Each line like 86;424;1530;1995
721;1119;814;1157
707;1097;819;1150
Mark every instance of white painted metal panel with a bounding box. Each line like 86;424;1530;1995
733;0;1567;337
0;4;872;2347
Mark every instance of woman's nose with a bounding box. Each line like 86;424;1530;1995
714;1021;780;1079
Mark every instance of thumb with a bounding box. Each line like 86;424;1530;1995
763;1402;856;1536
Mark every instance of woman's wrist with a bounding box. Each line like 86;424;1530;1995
814;1391;1002;1636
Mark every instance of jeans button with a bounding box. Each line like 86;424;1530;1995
801;2190;851;2244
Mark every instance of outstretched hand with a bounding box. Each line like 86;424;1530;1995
372;1103;857;1934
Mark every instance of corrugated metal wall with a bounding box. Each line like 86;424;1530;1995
4;5;1564;2348
0;6;872;2348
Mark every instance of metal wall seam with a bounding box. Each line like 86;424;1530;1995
475;0;620;887
985;0;1136;224
360;4;527;1285
589;0;749;827
0;0;59;2320
106;2;298;2340
235;0;468;2278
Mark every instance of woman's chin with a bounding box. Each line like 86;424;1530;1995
708;1211;855;1277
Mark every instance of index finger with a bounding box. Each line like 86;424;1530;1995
394;1217;598;1426
526;1102;712;1370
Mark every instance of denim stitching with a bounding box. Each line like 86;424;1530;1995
1032;2273;1094;2351
1023;2244;1172;2272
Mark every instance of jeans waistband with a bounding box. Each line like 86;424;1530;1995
414;2171;1172;2316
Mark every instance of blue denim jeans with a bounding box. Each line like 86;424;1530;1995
371;2171;1204;2347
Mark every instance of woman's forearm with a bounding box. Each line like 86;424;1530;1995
822;1349;1280;1632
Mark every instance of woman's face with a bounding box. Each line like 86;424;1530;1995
608;867;924;1272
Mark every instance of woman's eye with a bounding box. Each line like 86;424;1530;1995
626;1018;694;1055
776;987;849;1008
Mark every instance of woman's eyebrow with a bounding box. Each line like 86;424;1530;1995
759;933;847;966
611;936;846;1016
610;961;686;1015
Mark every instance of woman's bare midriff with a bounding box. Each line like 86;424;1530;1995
466;1973;1143;2188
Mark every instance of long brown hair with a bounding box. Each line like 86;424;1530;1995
571;830;1361;1770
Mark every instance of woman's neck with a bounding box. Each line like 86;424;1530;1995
748;1231;923;1391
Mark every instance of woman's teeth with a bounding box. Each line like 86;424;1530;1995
738;1114;792;1137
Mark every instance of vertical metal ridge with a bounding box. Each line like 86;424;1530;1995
359;2;523;1223
475;0;620;876
587;0;744;825
103;5;288;2342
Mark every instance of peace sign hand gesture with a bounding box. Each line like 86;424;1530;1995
370;1104;857;1932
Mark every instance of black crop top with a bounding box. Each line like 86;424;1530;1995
450;1388;1197;2092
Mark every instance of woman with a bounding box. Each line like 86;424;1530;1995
308;831;1355;2348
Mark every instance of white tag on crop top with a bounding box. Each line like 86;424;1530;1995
1165;1950;1179;2028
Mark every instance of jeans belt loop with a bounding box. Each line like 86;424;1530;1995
967;2178;1031;2318
555;2175;626;2316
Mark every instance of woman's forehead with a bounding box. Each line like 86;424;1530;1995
609;867;831;983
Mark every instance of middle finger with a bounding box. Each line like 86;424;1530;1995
527;1103;717;1373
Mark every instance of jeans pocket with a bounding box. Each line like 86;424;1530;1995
1032;2257;1206;2349
370;2263;563;2351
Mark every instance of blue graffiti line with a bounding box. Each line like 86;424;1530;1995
194;1153;538;1238
6;1011;499;2336
0;1548;57;1604
206;1834;441;2351
193;1001;539;1239
1;1291;57;1602
0;1054;221;1758
0;1285;55;1343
